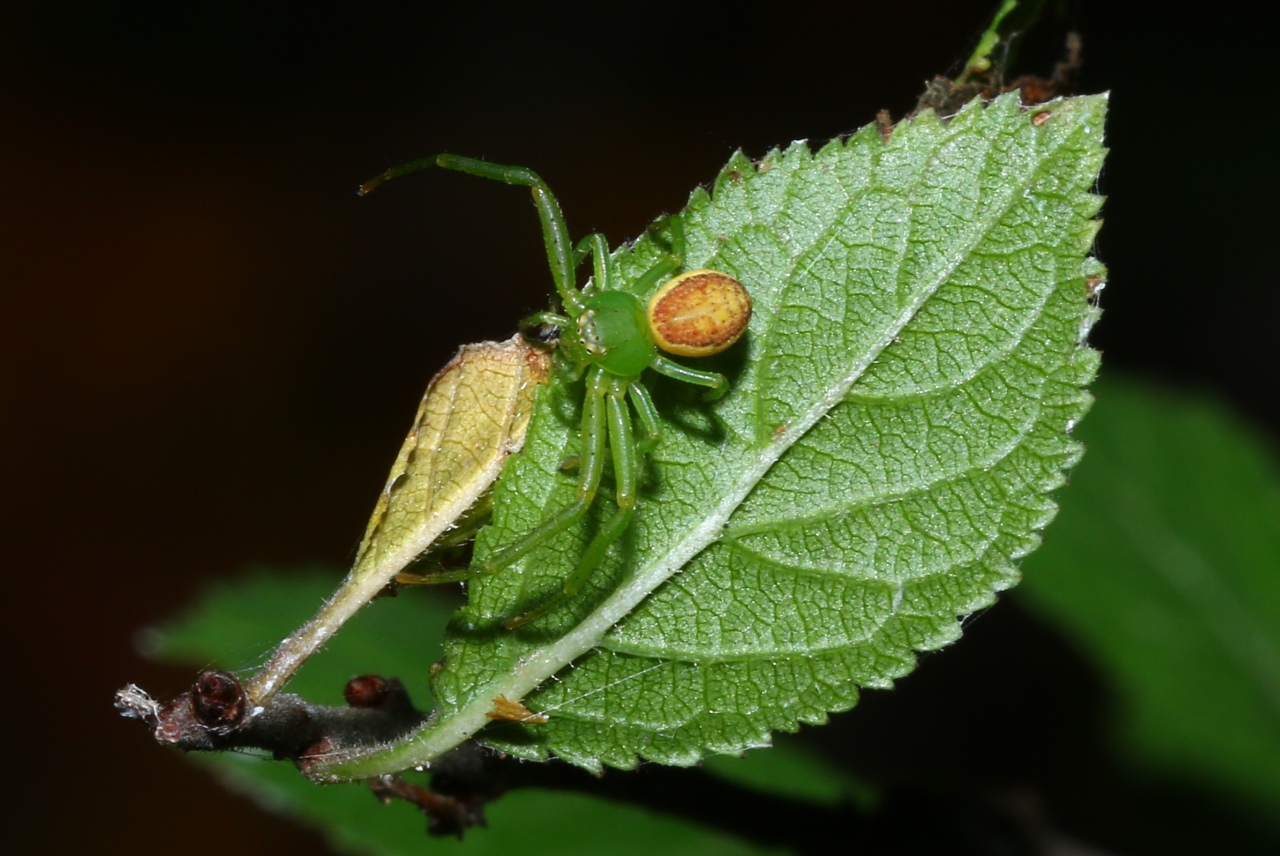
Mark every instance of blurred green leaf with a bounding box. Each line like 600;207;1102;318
1019;376;1280;819
194;752;793;856
702;735;874;810
144;568;443;708
147;570;847;855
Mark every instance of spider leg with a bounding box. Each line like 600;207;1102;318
628;380;662;454
479;365;608;581
629;214;688;296
505;374;638;629
360;154;585;315
521;311;572;328
574;233;612;296
519;310;573;346
522;234;611;366
649;354;729;401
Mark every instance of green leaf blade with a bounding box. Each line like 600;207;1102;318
313;92;1108;781
1019;377;1280;819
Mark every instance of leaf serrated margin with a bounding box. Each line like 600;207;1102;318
308;92;1108;780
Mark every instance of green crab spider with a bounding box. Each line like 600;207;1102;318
361;154;751;628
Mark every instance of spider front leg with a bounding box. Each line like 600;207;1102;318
503;370;640;629
361;153;586;316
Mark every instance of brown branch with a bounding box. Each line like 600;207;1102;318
115;671;424;760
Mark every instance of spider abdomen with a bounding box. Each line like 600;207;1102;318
648;270;752;357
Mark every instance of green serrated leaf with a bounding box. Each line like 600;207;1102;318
1018;377;1280;821
314;92;1108;780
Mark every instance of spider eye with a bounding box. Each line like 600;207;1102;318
647;270;752;357
577;309;608;356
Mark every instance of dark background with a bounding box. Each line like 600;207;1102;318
3;3;1277;853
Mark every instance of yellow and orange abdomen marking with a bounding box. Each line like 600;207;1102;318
646;269;752;357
